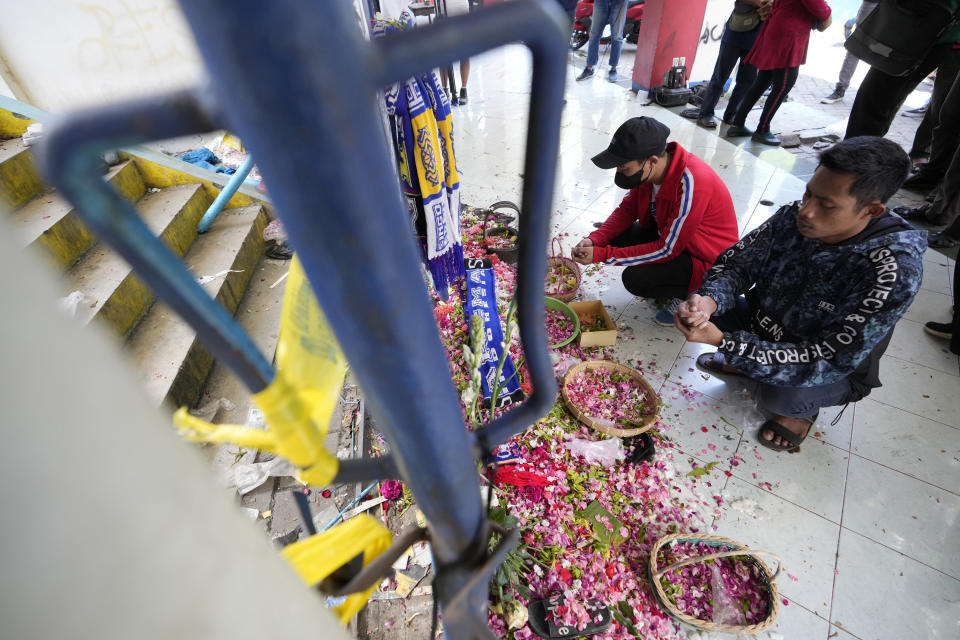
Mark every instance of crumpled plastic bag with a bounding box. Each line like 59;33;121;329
551;352;582;378
234;456;296;495
564;436;624;466
710;563;745;625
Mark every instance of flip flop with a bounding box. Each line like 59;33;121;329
528;595;611;639
695;352;746;379
756;415;817;453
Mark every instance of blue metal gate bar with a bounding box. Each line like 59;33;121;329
40;1;569;636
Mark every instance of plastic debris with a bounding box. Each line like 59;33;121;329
22;123;43;147
234;456;296;495
565;436;625;466
57;290;92;318
196;269;243;285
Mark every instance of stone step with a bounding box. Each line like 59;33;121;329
10;160;146;268
0;138;44;211
193;256;290;482
126;204;269;409
65;183;210;337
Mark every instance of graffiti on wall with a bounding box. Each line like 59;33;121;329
76;1;199;71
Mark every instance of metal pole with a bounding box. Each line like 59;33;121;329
197;154;256;233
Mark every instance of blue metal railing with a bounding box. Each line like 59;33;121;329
197;154;256;233
38;1;568;637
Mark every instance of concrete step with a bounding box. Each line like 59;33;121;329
0;138;44;211
10;160;146;268
65;183;210;337
126;204;269;408
193;256;290;482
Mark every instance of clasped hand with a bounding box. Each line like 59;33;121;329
571;238;593;264
673;294;724;346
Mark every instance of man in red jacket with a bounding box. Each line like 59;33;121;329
572;117;739;325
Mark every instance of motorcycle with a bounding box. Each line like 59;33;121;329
570;0;645;51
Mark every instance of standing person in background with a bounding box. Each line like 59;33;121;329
681;0;773;128
726;0;832;146
577;0;628;83
844;0;960;139
821;1;878;103
440;0;472;104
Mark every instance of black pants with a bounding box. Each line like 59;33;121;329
953;259;960;355
909;52;960;158
697;37;758;121
711;297;859;416
917;72;960;188
846;44;960;139
733;66;800;134
608;223;692;299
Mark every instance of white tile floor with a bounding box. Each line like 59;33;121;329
452;45;960;640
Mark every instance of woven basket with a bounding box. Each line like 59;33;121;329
483;225;518;264
561;360;660;436
648;533;782;634
545;238;581;303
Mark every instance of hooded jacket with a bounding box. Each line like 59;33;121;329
698;203;926;396
588;142;739;295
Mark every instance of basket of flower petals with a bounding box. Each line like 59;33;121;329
561;360;660;436
649;533;782;634
544;238;581;302
545;296;580;349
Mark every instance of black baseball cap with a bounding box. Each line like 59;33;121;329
591;117;671;169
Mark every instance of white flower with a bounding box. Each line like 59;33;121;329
506;602;528;630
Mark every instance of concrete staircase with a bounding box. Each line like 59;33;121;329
0;131;282;412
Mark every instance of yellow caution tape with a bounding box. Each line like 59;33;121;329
174;254;346;486
281;514;392;623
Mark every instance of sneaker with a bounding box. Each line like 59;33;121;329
752;130;781;146
576;67;595;81
608;67;618;83
902;103;928;118
923;321;953;340
679;107;701;120
902;172;940;192
459;88;468;105
725;124;753;138
654;299;681;327
821;86;845;104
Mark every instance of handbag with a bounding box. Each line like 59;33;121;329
844;0;960;77
728;2;761;33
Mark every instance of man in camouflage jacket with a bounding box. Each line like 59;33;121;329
674;137;926;452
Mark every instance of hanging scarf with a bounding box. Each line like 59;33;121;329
384;71;464;299
464;266;525;409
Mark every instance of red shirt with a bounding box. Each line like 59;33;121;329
588;142;739;295
744;0;832;70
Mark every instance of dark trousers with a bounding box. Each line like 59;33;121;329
712;297;858;416
697;38;759;121
846;44;959;139
733;66;800;134
909;52;960;158
917;71;960;188
608;223;692;299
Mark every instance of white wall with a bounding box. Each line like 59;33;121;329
0;1;204;111
689;0;734;83
0;0;377;114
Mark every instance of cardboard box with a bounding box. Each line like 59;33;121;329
569;300;617;347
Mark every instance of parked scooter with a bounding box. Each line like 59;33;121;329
570;0;645;51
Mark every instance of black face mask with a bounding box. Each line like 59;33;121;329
615;162;649;189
